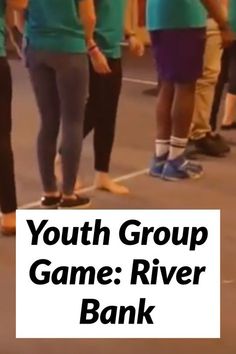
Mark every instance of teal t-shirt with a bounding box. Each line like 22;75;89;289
229;0;236;32
95;0;126;58
0;0;5;57
27;0;86;53
147;0;207;30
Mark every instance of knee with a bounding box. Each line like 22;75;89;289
38;124;59;142
228;49;236;93
61;121;83;148
228;74;236;94
158;80;174;97
176;82;196;94
228;70;236;94
228;85;236;95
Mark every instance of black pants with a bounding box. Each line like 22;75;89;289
83;58;122;172
210;49;229;131
0;58;17;213
210;43;236;130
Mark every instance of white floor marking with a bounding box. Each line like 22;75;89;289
113;168;149;182
222;280;235;284
19;168;149;209
123;77;157;86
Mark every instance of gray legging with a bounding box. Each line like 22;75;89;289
27;49;88;195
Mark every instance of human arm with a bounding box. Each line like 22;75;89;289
125;0;144;57
79;0;111;73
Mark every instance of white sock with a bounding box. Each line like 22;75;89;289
155;139;170;158
169;136;188;160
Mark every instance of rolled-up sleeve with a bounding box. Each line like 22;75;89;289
7;0;28;9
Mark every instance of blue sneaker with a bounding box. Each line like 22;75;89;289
149;153;168;177
162;155;203;181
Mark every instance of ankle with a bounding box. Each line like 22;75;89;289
44;191;60;198
169;136;187;160
95;171;109;179
62;193;76;200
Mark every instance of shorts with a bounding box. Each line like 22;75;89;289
150;28;206;83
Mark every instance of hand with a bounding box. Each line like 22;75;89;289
220;28;235;48
89;48;111;74
128;35;145;57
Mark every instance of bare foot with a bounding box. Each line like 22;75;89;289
74;179;83;193
95;172;130;195
1;212;16;235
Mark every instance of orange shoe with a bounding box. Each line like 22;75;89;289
1;212;16;236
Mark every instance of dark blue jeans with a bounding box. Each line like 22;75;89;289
27;49;88;195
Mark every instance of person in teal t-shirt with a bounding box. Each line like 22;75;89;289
147;0;207;31
0;0;18;235
21;0;111;209
81;0;144;195
147;0;232;181
26;0;85;53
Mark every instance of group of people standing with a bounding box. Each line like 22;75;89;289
0;0;236;236
148;0;235;179
0;0;144;235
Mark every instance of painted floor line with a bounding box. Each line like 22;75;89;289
19;167;149;209
123;77;157;86
222;280;235;284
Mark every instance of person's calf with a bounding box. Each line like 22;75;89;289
172;82;196;138
155;80;174;140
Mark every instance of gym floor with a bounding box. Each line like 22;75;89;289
0;49;236;353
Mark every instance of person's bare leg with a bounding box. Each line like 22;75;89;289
152;80;174;160
221;93;236;126
169;82;196;160
172;82;196;138
162;81;203;180
149;80;174;177
156;80;174;140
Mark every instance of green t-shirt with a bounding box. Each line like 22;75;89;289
0;0;5;57
146;0;207;31
229;0;236;32
26;0;86;53
95;0;126;58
